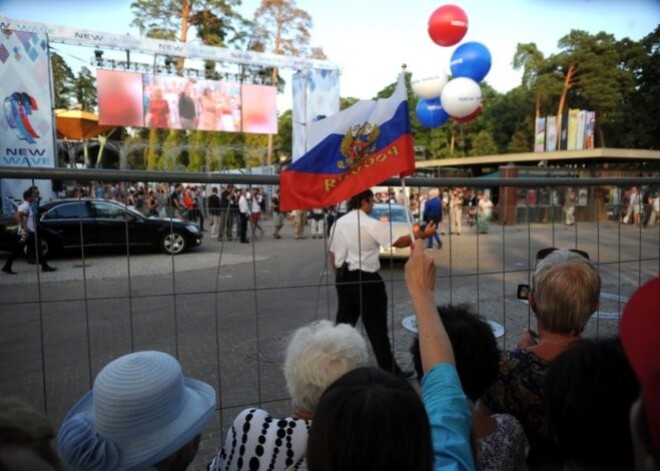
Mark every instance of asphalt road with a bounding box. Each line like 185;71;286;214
1;216;658;469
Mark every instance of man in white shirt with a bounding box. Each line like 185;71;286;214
238;189;250;244
328;189;435;378
2;187;56;274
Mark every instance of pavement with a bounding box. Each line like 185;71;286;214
0;215;658;469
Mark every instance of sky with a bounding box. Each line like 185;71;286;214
1;0;659;111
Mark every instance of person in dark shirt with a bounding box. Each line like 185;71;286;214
178;81;197;129
208;187;221;239
218;185;235;241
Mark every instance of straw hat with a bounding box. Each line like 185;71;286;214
57;351;215;470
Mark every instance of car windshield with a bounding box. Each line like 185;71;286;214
369;205;411;223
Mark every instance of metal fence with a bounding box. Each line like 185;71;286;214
1;167;659;469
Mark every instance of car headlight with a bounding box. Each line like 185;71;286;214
186;224;200;234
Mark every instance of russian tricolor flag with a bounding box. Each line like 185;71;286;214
280;73;415;211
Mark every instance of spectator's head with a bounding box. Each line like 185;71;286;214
307;367;433;471
0;397;62;470
284;320;368;415
348;189;374;211
545;337;639;468
428;188;439;198
620;277;660;469
410;304;499;401
530;248;600;334
57;351;215;470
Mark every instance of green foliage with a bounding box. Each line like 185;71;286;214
75;67;97;111
254;0;312;56
50;52;75;109
276;109;293;158
469;130;499;156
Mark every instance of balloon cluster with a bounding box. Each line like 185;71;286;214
413;4;491;128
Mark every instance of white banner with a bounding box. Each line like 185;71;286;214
0;15;340;71
291;69;340;161
0;28;55;202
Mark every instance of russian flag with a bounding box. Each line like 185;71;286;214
280;73;415;211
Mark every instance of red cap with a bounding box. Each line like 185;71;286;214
620;277;660;457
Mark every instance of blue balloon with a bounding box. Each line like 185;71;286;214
416;98;450;128
450;41;492;82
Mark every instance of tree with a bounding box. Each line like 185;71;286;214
50;52;75;109
275;109;293;158
252;0;319;164
619;26;660;149
130;0;246;71
468;130;499;156
512;43;562;123
75;67;97;111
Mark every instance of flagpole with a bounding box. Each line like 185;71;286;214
397;63;417;244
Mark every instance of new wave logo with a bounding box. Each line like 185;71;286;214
3;92;40;144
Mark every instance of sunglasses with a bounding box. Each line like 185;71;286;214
517;247;590;299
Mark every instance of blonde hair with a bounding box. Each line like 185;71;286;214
532;249;600;334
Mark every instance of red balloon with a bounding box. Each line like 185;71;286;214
428;4;468;47
452;105;482;123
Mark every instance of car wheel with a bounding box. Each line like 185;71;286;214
161;232;187;255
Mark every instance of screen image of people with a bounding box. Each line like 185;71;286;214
142;75;241;131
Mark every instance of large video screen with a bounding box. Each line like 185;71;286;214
97;71;277;134
143;75;241;131
97;70;144;127
242;84;278;134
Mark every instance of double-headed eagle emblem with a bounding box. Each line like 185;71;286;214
338;122;380;170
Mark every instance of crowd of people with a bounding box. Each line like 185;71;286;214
2;184;659;470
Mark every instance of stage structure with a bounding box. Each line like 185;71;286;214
0;14;341;198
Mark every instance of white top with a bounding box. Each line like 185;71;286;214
210;408;310;471
238;195;249;214
250;197;261;214
17;200;34;233
328;209;393;273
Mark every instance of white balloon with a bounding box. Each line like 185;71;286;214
410;72;448;99
440;77;482;117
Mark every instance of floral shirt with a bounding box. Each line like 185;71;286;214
481;349;558;466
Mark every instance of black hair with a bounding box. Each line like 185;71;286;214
410;304;499;401
347;189;374;211
544;337;640;468
307;367;432;471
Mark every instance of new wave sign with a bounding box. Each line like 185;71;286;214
0;28;55;202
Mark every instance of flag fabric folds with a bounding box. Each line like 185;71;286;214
279;73;415;211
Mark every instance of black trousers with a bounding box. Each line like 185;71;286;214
2;235;26;270
335;268;400;373
239;212;249;242
26;231;49;267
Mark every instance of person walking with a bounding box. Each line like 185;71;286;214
423;188;442;249
271;189;284;239
219;185;235;241
3;187;56;274
238;189;250;244
208;187;220;239
328;189;435;378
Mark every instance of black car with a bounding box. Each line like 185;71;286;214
0;197;19;251
31;199;202;256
